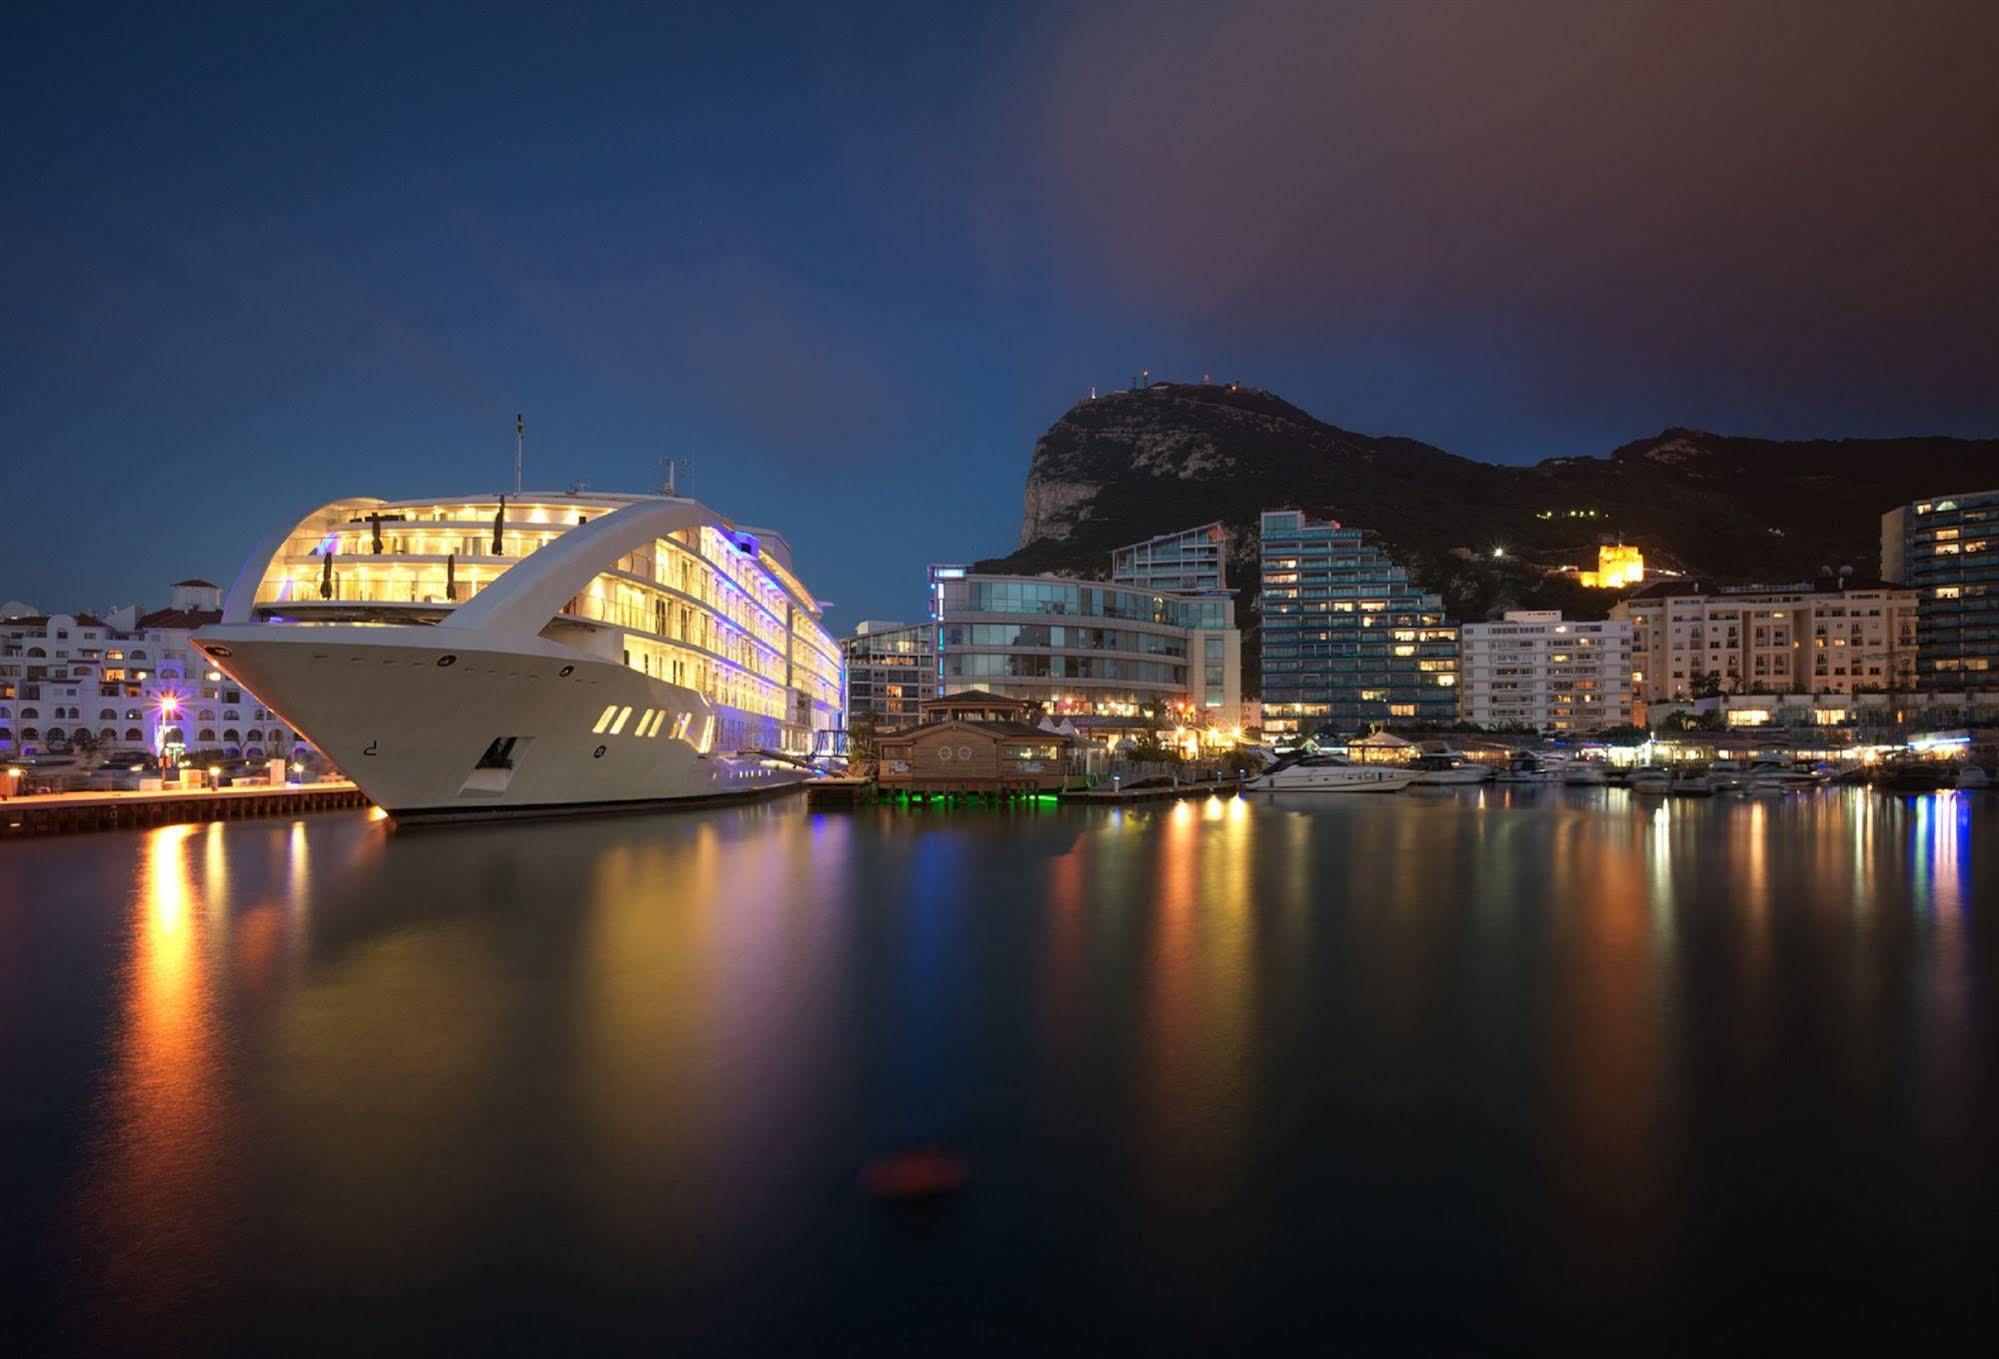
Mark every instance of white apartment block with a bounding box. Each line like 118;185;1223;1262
1;580;303;759
1610;575;1917;704
1459;610;1634;731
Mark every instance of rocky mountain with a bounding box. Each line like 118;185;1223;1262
981;382;1999;635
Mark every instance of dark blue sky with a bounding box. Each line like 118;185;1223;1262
6;1;1996;629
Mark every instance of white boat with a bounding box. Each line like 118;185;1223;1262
1629;765;1673;795
1559;760;1609;786
1407;753;1491;785
193;491;844;823
1745;759;1827;790
1668;770;1717;798
1707;759;1755;792
1246;754;1417;793
1494;752;1559;784
1957;762;1993;790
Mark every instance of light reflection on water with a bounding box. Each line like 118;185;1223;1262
0;788;1993;1353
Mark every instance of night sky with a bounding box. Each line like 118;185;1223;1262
6;1;1996;629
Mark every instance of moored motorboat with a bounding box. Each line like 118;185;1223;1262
1494;752;1558;784
1245;754;1418;793
1875;757;1951;793
1408;753;1491;785
1629;765;1672;795
1559;760;1609;786
1706;759;1752;792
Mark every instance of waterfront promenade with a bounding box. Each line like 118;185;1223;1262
0;781;365;837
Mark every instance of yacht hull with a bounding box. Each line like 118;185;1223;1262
193;623;807;822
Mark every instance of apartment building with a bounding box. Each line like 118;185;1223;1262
1258;509;1459;735
928;566;1241;735
840;619;937;730
1458;611;1634;731
1610;573;1917;704
1881;488;1999;690
1110;522;1229;594
0;580;303;759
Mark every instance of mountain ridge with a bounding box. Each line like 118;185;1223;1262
981;383;1997;630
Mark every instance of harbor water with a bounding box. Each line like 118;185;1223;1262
2;789;1993;1354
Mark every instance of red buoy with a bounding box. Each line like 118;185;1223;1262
859;1147;971;1200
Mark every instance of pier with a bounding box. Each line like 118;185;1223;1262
806;776;1247;809
1;782;369;838
1059;778;1244;804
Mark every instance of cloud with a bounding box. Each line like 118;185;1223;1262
1018;0;1999;403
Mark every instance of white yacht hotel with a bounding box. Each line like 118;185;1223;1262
192;491;844;822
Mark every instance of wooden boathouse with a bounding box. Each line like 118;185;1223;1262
875;691;1083;797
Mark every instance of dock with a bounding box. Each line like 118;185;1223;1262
804;777;873;809
806;776;1247;809
1;782;369;838
1058;779;1245;804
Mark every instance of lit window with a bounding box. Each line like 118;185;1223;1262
592;704;618;734
609;706;633;735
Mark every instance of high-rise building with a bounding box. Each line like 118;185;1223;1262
1881;489;1999;690
929;566;1240;735
1610;574;1918;703
1257;509;1459;736
839;619;937;729
1458;611;1634;731
1110;522;1229;594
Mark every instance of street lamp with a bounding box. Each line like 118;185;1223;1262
157;694;181;766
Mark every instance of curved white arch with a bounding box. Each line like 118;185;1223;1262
220;497;386;624
441;497;717;637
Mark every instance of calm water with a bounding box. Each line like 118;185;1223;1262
1;789;1992;1355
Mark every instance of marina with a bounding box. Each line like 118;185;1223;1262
6;11;1998;1352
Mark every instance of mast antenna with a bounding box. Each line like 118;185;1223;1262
657;456;694;497
514;413;524;493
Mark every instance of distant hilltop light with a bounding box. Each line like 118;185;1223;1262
1578;543;1645;590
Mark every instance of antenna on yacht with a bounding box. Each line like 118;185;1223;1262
657;457;693;497
514;413;524;493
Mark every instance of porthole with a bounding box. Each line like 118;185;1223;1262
958;746;973;760
206;645;233;658
594;745;607;759
558;665;574;678
939;746;954;762
437;654;458;668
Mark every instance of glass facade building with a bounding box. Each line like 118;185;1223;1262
840;619;937;729
1258;509;1460;735
1110;522;1229;594
929;569;1240;726
1882;489;1999;691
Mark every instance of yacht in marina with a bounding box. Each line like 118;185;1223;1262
1245;754;1418;793
192;491;844;823
1557;755;1610;786
1407;753;1492;785
1494;751;1560;784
